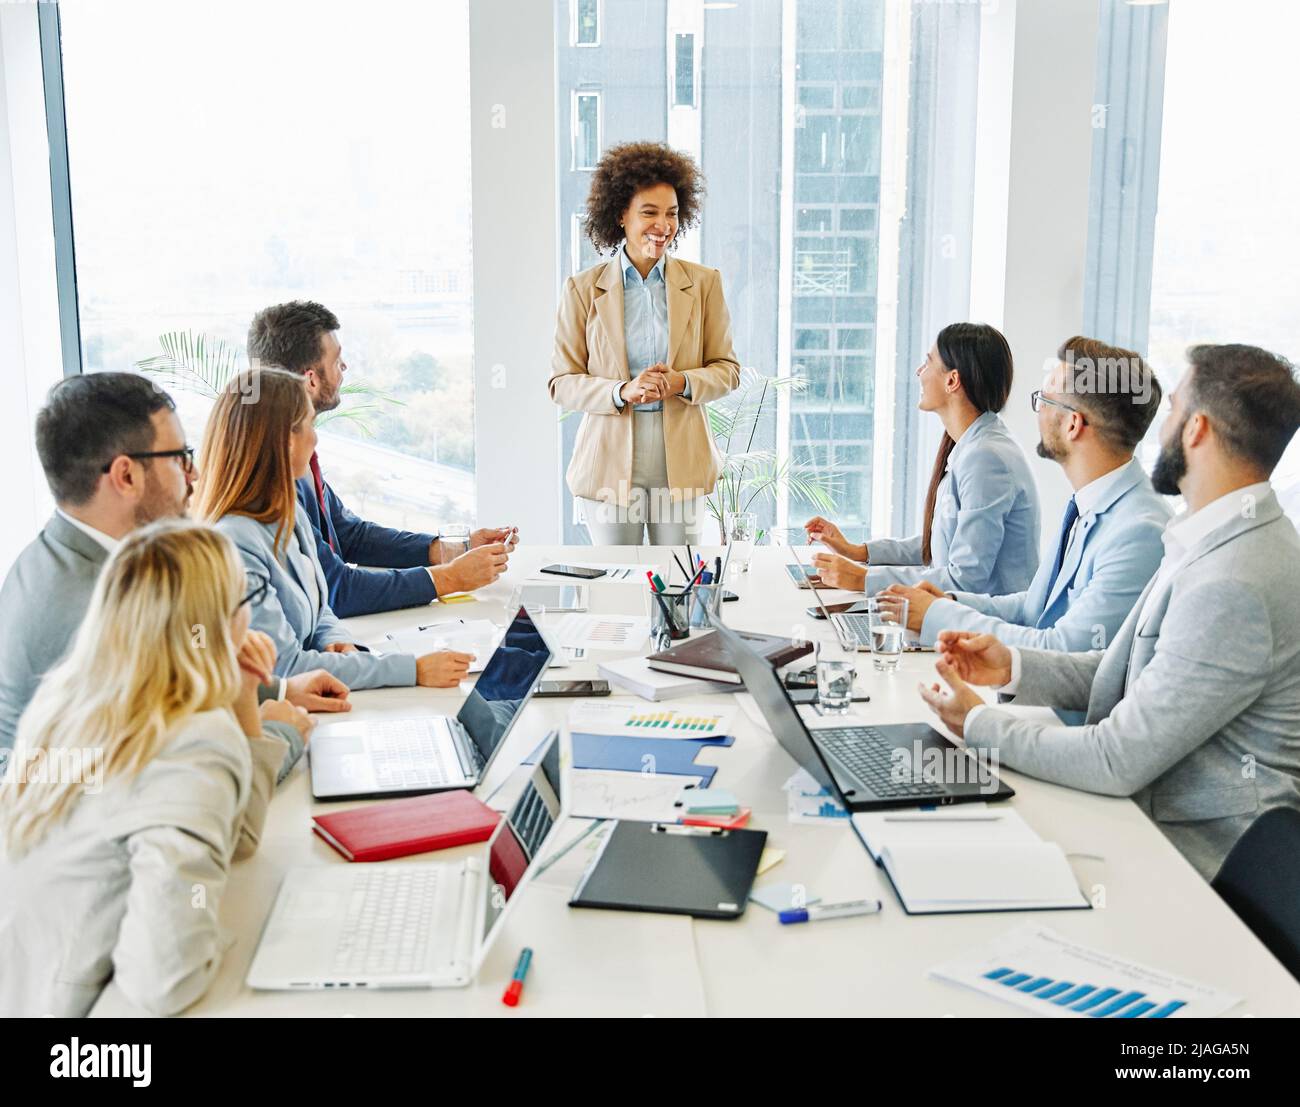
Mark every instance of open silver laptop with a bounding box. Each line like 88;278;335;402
310;605;551;801
248;730;565;991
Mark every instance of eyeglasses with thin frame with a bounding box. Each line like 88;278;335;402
236;575;270;615
1030;391;1087;424
101;446;196;475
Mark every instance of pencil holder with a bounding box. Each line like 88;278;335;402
689;582;725;629
647;587;692;649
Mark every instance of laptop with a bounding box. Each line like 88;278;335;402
789;544;930;653
709;612;1014;811
310;605;552;801
248;730;565;991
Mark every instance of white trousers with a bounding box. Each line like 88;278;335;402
579;410;707;546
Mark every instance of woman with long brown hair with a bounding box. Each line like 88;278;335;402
196;368;471;690
806;323;1040;596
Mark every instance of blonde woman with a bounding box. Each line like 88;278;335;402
197;368;471;689
0;520;287;1017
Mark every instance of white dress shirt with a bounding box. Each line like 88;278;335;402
55;509;119;555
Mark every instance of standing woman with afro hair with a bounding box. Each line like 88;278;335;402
549;142;741;545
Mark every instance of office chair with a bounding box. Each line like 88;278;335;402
1211;807;1300;981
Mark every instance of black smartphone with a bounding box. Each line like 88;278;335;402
806;600;870;620
541;564;607;580
788;687;871;706
535;679;611;697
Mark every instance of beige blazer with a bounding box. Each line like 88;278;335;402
549;254;741;504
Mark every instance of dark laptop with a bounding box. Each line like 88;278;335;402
709;613;1014;811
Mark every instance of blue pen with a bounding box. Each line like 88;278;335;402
701;571;713;585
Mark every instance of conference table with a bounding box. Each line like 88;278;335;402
91;546;1300;1018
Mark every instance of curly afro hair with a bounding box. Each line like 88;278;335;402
583;141;705;253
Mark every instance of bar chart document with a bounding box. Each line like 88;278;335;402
930;924;1242;1018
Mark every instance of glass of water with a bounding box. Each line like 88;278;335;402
815;636;858;715
866;596;908;672
725;511;758;573
438;524;471;562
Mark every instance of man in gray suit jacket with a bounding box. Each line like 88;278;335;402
920;344;1300;881
0;374;347;774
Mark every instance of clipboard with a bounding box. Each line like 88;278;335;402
568;820;768;920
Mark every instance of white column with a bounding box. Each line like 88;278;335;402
469;0;563;542
0;4;64;575
970;0;1101;550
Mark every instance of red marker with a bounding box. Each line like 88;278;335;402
502;947;533;1007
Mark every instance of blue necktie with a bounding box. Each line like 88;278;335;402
1045;496;1080;598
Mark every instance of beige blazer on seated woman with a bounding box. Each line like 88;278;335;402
550;254;741;504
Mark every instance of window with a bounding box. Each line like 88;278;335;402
572;0;600;47
553;0;981;543
1087;0;1300;517
572;90;602;170
673;33;697;108
54;0;475;533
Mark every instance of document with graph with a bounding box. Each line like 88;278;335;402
930;924;1242;1018
568;700;739;740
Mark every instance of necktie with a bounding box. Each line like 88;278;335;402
308;452;335;551
1045;496;1079;598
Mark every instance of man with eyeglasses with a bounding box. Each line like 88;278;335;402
0;373;351;775
881;336;1169;665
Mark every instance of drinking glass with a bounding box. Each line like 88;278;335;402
439;524;471;561
725;511;758;573
815;636;858;715
866;596;907;672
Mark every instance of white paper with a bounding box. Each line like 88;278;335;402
568;768;704;821
850;805;1040;861
384;618;503;673
553;613;650;652
881;841;1086;909
930;923;1242;1019
568;700;739;740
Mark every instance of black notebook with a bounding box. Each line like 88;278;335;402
569;821;768;920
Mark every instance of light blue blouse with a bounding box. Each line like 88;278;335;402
609;243;691;412
865;411;1041;596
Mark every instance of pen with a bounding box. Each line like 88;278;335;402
779;899;882;924
651;572;668;592
672;552;691;583
502;947;533;1007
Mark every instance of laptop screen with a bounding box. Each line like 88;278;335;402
709;615;847;802
456;605;551;770
482;729;563;945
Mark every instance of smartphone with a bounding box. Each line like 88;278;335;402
535;679;611;697
788;687;871;705
805;600;870;620
541;564;607;580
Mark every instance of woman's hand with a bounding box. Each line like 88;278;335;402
415;650;474;688
323;642;359;654
621;363;680;404
233;629;278;738
811;551;867;591
803;516;862;560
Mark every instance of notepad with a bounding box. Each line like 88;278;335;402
878;841;1089;914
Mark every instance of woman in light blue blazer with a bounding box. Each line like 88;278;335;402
197;368;472;691
806;323;1040;596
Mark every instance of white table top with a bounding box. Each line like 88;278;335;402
91;546;1300;1017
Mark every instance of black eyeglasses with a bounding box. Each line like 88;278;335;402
101;446;196;474
1030;391;1087;423
237;575;270;613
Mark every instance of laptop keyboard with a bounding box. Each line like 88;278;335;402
369;721;453;789
815;726;946;799
834;612;873;646
332;868;440;978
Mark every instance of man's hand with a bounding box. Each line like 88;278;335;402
880;582;946;632
917;659;986;739
935;630;1013;687
284;669;352;713
260;699;316;744
415;650;474;688
323;642;359;654
432;543;509;595
473;526;518;552
811;551;867;591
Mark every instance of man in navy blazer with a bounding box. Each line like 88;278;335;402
248;301;519;618
885;336;1169;653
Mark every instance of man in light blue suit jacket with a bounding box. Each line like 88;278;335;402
886;337;1168;653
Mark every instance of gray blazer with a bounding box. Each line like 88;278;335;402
0;514;302;777
965;489;1300;881
0;710;285;1017
215;507;417;690
0;514;106;751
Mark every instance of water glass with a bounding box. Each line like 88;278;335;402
439;523;471;561
725;511;758;573
815;638;858;715
866;596;908;672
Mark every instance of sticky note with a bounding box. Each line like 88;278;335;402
756;847;786;875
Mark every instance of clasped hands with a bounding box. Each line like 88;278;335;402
621;363;685;405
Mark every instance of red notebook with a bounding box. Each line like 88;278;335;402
312;790;500;863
